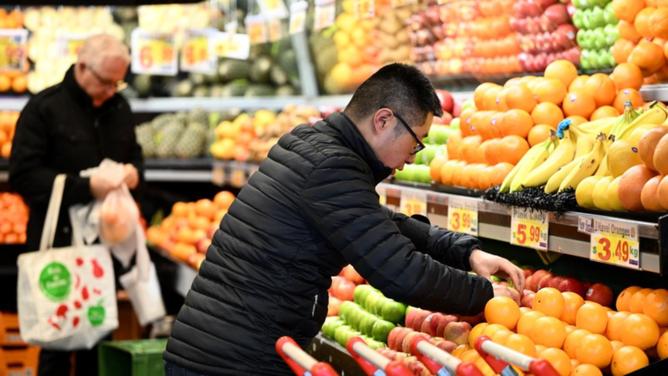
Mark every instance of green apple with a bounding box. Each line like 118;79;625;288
604;24;619;47
334;325;353;346
577;29;590;49
322;317;344;339
604;49;616;67
592;28;607;50
589;7;605;29
580;50;592;70
449;118;460;130
371;320;395;343
347;305;364;329
428;125;450;145
604;3;618;24
359;314;378;336
573;12;584;29
363;292;382;314
366;338;386;350
595;49;610;69
581;9;592;29
339;301;357;322
380;300;407;324
461;99;475;113
353;284;373;305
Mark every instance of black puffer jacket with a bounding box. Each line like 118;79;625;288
9;66;143;251
164;112;493;375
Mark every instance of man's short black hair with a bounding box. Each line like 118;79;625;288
344;63;443;128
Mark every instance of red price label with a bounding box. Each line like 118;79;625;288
591;231;639;269
131;30;177;75
515;223;542;245
0;29;28;72
510;207;548;251
447;198;477;235
399;191;427;217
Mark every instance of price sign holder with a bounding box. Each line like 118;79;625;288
313;0;335;30
245;15;268;44
180;29;216;74
510;207;549;251
590;219;640;270
399;190;427;217
56;32;89;63
289;1;307;34
0;29;28;72
447;197;478;236
211;163;226;186
267;17;284;42
213;32;250;60
131;29;177;76
258;0;289;19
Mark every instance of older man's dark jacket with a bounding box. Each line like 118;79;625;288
164;112;493;375
9;66;143;251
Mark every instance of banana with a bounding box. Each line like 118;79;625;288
570;115;621;138
499;139;550;193
558;135;606;192
521;133;576;188
616;104;668;141
510;140;554;192
574;133;595;159
544;156;584;193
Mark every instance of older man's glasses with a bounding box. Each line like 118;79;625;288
393;112;425;155
87;65;128;91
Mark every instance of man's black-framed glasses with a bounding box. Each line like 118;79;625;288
393;111;425;155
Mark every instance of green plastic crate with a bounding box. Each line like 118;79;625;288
99;339;167;376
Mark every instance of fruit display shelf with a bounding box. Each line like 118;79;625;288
308;334;366;376
378;181;666;275
0;159;7;184
641;84;668;103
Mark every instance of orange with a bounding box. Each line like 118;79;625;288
469;323;488;348
532;102;564;129
501;109;534;138
447;131;463;160
569;75;590;93
621;313;660;349
533;287;565;318
616;286;642;311
503;84;537;113
566;116;588;127
195;199;217;221
563;91;597;119
618;20;642;43
564;329;590;358
429;154;447;182
171;202;190;217
629;288;653;313
606;311;630;341
517;310;544;336
0;75;10;92
590;106;620;121
531;77;567;105
614;88;645;113
497;135;530;165
576;334;613;368
474;82;499;110
643;289;668;325
485;296;521;329
611;340;625;353
610;63;644;91
489;162;514;186
611;346;649;376
634;7;656;39
483;139;502;165
544;59;578;89
611;39;636;64
529;316;567;348
584;74;617;107
504;333;536;357
483;85;503;111
576;302;608;334
528;124;554;147
658;331;668;359
570;364;603;376
482;323;509;338
540;348;571;376
560;292;585;325
214;191;235;209
490;327;513;344
612;0;645;23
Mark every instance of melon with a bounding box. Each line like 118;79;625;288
638;127;668;171
619;165;657;211
640;175;665;211
653;133;668;174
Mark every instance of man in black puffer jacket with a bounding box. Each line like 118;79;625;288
164;63;525;375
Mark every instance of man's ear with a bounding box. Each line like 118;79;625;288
372;108;392;133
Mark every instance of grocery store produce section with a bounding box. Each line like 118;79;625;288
1;0;668;375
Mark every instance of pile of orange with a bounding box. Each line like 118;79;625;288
0;111;18;159
611;0;668;83
0;192;28;244
146;190;235;270
0;8;22;28
455;286;667;376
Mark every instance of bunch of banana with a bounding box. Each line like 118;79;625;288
499;137;555;193
520;131;575;189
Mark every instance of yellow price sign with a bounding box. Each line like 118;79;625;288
267;18;283;42
289;1;307;34
359;0;375;17
181;33;214;73
131;30;177;75
246;16;268;45
399;191;427;217
590;219;640;269
510;207;549;251
447;198;477;235
313;0;335;30
214;32;250;60
0;29;28;72
258;0;289;18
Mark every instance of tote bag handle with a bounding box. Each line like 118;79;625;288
38;174;66;251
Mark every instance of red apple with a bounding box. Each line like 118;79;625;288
436;314;459;337
522;268;535;279
435;339;457;353
585;283;613;307
521;291;536;307
340;265;365;284
547;276;566;290
508;287;521;303
558;277;586;296
327;296;341;316
443;321;471;345
436;89;454;114
196;238;211;254
388;327;408;350
402;332;429;354
536;273;554;290
411;309;431;331
420;313;441;336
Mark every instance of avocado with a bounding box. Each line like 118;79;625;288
220;79;249;97
245;84;276;97
270;65;289;86
217;59;250;82
249;55;273;83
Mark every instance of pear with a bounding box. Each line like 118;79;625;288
592;176;614;210
576;176;600;209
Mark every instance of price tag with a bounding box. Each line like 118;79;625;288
258;0;289;19
213;32;250;60
212;163;226;186
245;15;268;44
56;32;89;62
376;186;387;206
289;1;307;34
590;219;640;269
267;18;283;42
230;165;247;187
358;0;375;18
0;29;28;72
399;190;427;217
180;29;216;74
391;0;416;7
577;216;594;235
313;0;335;30
131;29;177;76
447;197;478;235
510;207;549;251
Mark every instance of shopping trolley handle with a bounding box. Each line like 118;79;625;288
276;336;339;376
474;336;560;376
409;336;483;376
346;337;413;376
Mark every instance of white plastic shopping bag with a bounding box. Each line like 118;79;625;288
17;175;118;350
